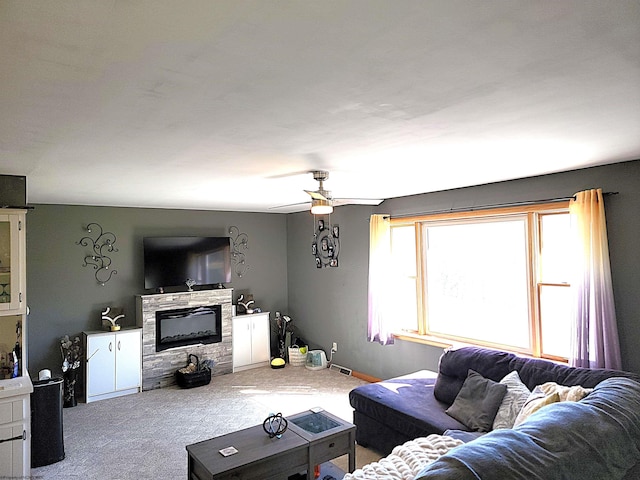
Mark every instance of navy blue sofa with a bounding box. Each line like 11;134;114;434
415;376;640;480
349;346;640;456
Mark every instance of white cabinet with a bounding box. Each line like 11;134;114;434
232;312;270;372
0;379;31;478
0;211;26;316
84;329;141;403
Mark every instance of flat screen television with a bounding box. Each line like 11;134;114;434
143;236;232;290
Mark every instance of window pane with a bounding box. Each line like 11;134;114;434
540;213;572;283
391;226;418;331
539;284;572;358
424;219;530;349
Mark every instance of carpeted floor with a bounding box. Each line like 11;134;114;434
31;365;381;479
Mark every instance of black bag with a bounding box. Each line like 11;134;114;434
175;354;211;389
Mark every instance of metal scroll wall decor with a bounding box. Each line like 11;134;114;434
229;226;249;278
76;222;118;286
312;215;340;268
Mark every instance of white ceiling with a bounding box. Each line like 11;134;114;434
1;1;639;212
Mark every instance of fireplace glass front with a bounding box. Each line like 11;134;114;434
155;305;222;351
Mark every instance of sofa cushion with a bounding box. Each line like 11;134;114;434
513;356;634;390
349;370;469;440
435;347;514;405
445;370;507;432
492;370;531;429
434;346;640;406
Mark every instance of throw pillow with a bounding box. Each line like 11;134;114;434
513;386;560;426
492;370;531;430
445;369;508;432
538;381;592;402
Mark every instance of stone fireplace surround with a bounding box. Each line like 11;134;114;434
136;289;233;390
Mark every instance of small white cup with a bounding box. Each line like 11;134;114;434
38;369;52;380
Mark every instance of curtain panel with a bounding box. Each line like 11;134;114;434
569;188;622;369
368;214;394;345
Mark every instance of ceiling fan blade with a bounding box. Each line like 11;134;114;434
332;197;384;206
304;189;329;201
268;201;311;210
265;170;313;179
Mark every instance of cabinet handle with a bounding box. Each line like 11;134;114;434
118;341;121;351
109;342;113;352
0;430;26;444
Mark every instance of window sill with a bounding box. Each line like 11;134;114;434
394;331;569;364
393;331;453;349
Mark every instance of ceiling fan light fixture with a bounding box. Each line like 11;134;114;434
310;198;333;215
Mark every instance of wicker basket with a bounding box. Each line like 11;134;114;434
288;346;308;367
176;354;211;389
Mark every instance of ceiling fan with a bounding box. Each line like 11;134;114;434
272;170;383;214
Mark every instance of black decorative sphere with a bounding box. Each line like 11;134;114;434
263;412;288;439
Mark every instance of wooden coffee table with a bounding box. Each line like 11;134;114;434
186;409;355;480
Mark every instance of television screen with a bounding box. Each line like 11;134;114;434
143;236;232;290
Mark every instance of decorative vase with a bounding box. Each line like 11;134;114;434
63;368;78;408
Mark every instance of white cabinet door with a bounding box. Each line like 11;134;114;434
0;424;23;478
232;316;252;369
115;330;141;391
0;212;26;314
0;394;29;479
250;313;271;364
86;334;115;397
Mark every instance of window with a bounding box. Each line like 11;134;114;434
391;203;571;360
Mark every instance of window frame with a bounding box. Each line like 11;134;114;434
391;202;571;362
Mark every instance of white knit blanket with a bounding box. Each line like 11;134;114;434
343;434;463;480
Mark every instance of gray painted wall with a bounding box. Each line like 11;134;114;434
287;160;640;378
26;205;288;376
22;160;640;380
286;205;445;380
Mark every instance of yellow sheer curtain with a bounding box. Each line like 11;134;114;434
368;214;394;344
569;188;622;369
